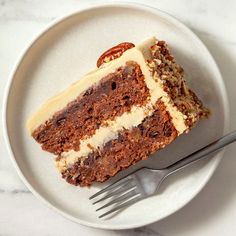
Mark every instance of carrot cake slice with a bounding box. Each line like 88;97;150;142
27;37;209;186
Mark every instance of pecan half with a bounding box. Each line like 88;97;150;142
97;42;135;68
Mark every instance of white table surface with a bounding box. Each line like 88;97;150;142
1;0;236;235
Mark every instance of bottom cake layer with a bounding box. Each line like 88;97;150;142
58;100;178;186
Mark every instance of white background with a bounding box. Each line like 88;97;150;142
1;0;236;235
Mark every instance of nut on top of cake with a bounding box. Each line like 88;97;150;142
27;37;209;186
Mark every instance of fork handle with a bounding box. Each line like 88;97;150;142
165;131;236;175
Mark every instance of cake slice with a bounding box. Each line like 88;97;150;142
27;37;209;186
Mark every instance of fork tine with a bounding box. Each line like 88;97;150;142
93;182;136;205
96;188;139;211
89;177;133;200
98;195;141;218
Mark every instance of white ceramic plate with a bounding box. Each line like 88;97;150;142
3;3;229;230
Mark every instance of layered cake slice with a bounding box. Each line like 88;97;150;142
27;37;209;186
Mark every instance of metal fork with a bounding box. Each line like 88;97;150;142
90;131;236;218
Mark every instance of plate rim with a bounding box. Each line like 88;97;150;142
2;2;230;230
